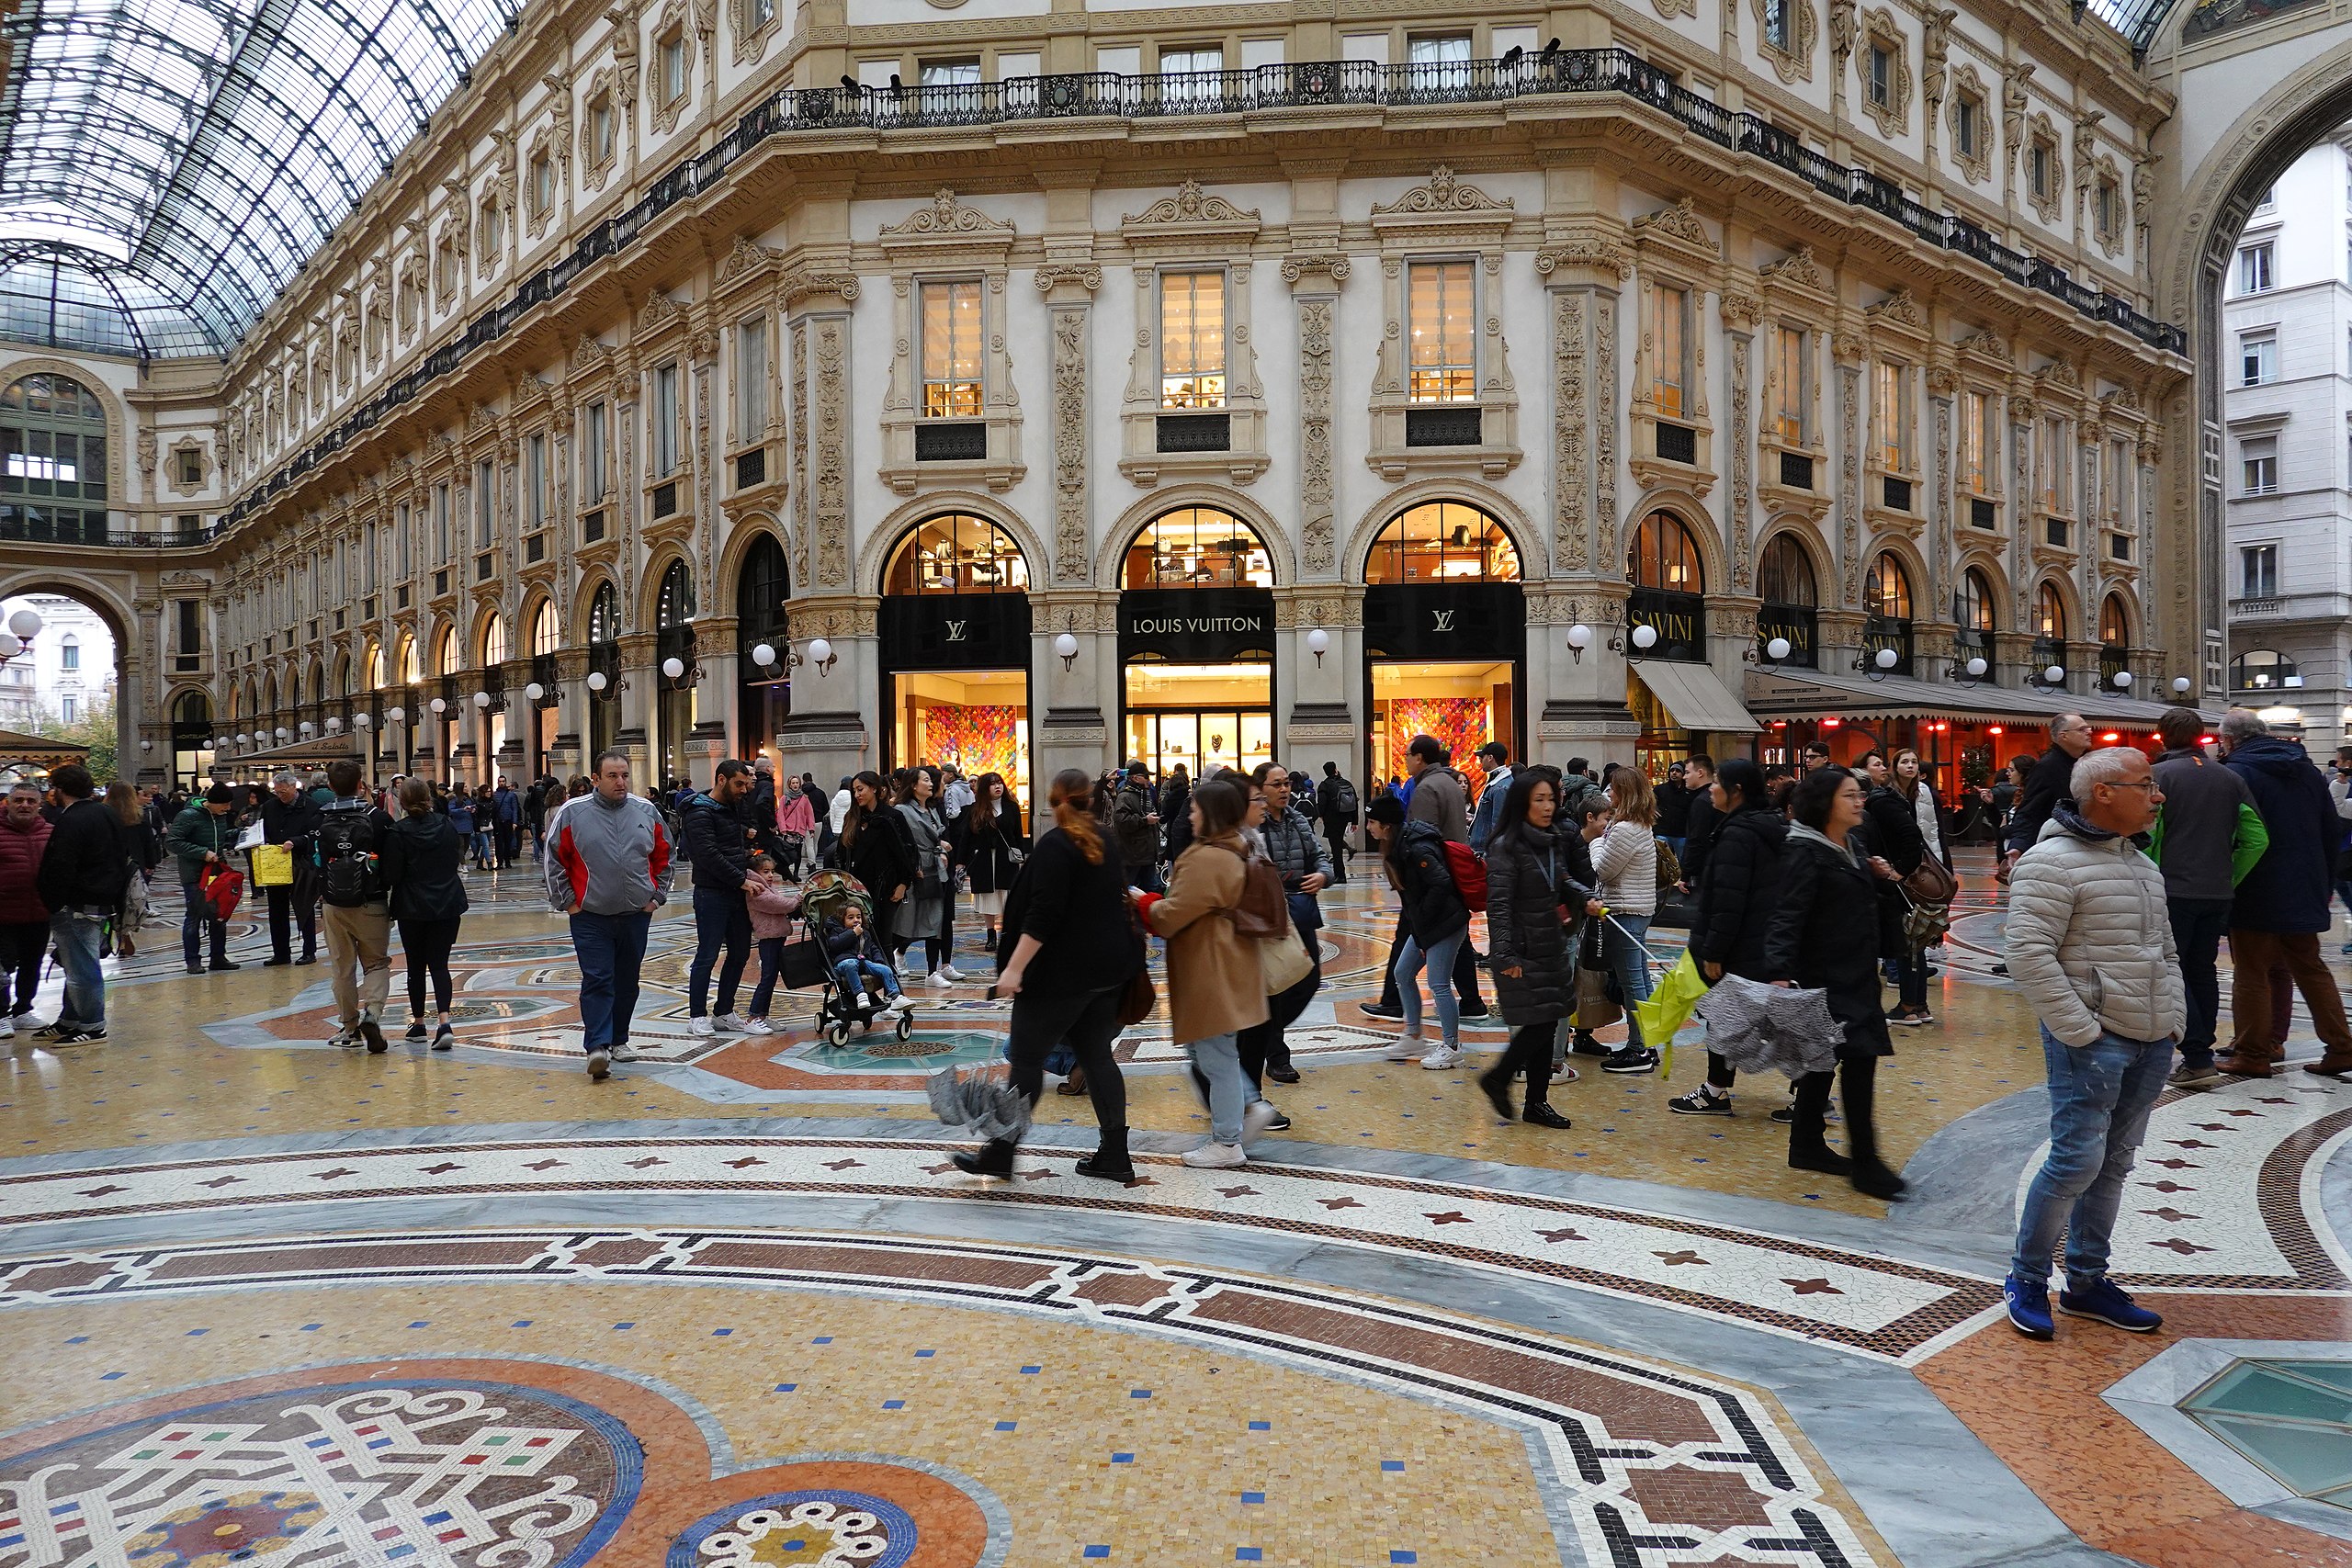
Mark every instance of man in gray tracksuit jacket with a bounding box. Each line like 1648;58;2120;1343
546;752;674;1079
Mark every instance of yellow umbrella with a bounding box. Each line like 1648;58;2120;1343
1634;948;1711;1081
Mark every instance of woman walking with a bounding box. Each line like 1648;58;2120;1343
1592;767;1662;1074
1139;775;1274;1168
891;769;959;985
951;768;1143;1181
1367;794;1473;1071
841;771;915;947
1858;750;1933;1027
1764;766;1906;1199
949;772;1024;953
775;780;816;880
1669;758;1787;1116
105;781;162;959
380;776;469;1050
1479;772;1586;1128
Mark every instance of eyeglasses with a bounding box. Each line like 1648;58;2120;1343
2103;778;2159;791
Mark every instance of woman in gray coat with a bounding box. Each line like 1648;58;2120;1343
1477;772;1593;1128
890;769;953;985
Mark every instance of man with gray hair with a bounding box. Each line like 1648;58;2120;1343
258;771;322;967
2217;708;2352;1077
2002;713;2092;874
2001;744;2183;1340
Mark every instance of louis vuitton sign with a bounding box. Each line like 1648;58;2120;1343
1120;588;1277;662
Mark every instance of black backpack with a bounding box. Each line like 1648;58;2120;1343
1329;778;1360;822
315;806;382;907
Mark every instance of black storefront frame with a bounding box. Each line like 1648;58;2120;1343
1117;586;1279;779
1755;603;1818;668
1360;581;1528;779
1627;587;1708;662
878;592;1035;809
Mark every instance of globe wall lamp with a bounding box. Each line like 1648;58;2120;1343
0;605;41;666
387;706;405;724
2172;675;2193;695
2110;670;2134;691
786;637;837;677
1565;623;1595;662
429;697;447;715
749;643;778;676
1609;622;1658;662
2028;664;2069;690
1306;626;1330;668
1745;635;1793;668
585;670;627;694
1947;654;1989;687
1055;630;1080;671
1854;647;1900;683
353;712;372;729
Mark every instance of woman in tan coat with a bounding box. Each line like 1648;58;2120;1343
1138;773;1273;1168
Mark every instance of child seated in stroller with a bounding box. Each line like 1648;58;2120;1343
821;903;910;1020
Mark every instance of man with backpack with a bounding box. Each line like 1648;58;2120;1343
1317;761;1358;885
1362;736;1488;1021
34;764;127;1045
315;759;397;1052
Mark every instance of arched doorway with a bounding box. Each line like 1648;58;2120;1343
1119;507;1276;779
1625;512;1713;773
432;626;460;781
654;560;696;788
0;373;108;545
1864;552;1915;677
479;610;508;786
587;582;621;760
526;596;560;779
1756;533;1819;669
1361;500;1524;786
879;514;1032;799
170;689;212;787
2099;593;2133;694
0;587;126;782
735;534;791;763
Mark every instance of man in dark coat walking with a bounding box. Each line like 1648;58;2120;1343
33;763;128;1044
2216;709;2352;1077
2003;713;2092;872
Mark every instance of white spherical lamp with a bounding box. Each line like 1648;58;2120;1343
299;721;313;736
662;657;685;680
751;642;776;669
1874;648;1898;670
1632;624;1658;650
524;682;545;702
807;637;832;665
1566;624;1594;650
354;712;372;729
325;716;341;731
0;634;20;660
2111;670;2132;689
236;732;250;745
472;691;491;709
1306;627;1330;657
1766;636;1792;661
386;706;403;723
586;671;608;693
2044;664;2066;684
2172;675;2192;694
1965;656;1988;677
140;739;153;750
6;607;41;639
1053;631;1080;660
429;696;447;715
276;727;290;740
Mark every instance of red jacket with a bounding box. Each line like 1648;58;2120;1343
0;814;53;923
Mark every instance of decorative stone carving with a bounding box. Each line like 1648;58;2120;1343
607;8;639;110
1753;0;1817;83
811;318;849;588
775;269;861;310
713;234;785;291
1839;363;1862;604
2002;64;2035;184
1370;166;1512;219
1034;264;1105;295
1921;8;1955;105
1121;180;1262;234
1297;292;1337;575
880;188;1014;241
2026;113;2064;224
636;291;685;339
1863;288;1927;332
1728;330;1755;592
1632;197;1711;249
1553;290;1589;572
1759;246;1831;296
1720;289;1762;331
1049;302;1091;583
1279;254;1351;286
1533;240;1633;279
1596;292;1619;569
788;321;809;589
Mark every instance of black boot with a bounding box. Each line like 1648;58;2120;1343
950;1137;1017;1179
1787;1068;1851;1175
981;928;998;953
1076;1125;1135;1182
1838;1055;1907;1199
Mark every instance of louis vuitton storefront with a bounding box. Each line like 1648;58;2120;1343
1361;502;1525;784
877;514;1034;800
1119;508;1277;779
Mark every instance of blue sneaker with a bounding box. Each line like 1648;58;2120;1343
2004;1274;2054;1340
2057;1278;2164;1333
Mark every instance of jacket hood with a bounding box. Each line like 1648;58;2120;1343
1397;818;1447;852
2048;803;2120;844
2226;734;2316;777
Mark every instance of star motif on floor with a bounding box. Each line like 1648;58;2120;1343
1536;1227;1589;1243
1655;1249;1709;1267
1422;1212;1472;1225
1782;1278;1841;1295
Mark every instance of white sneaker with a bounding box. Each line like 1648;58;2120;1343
741;1018;774;1036
1382;1039;1425;1062
687;1016;716;1038
884;995;913;1014
608;1046;640;1063
936;964;967;983
586;1049;611;1080
1241;1101;1281;1145
1420;1047;1464;1070
1182;1141;1246;1168
927;970;954;987
712;1012;747;1033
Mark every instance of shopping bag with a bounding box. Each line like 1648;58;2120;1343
1574;966;1622;1030
1634;949;1711;1081
1259;931;1314;995
250;841;295;888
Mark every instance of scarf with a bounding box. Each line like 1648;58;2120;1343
1786;821;1860;866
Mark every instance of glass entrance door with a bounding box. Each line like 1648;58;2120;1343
1123;660;1272;777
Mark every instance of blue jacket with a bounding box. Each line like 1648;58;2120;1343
2223;735;2335;933
1467;765;1512;854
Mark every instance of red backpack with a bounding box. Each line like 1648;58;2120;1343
1440;840;1487;912
200;864;244;922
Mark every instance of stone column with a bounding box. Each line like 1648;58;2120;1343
616;630;656;780
1275;586;1360;777
1030;591;1117;786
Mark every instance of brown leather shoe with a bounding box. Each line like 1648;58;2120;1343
2304;1056;2352;1079
2212;1054;2274;1077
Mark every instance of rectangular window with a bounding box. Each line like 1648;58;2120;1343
1874;360;1913;470
60;643;78;671
1651;284;1690;419
589;100;613;163
2240;243;2275;294
1867;46;1891;108
737;317;767;441
1954;96;1979;159
431;488;447;562
1408;260;1476;403
653;363;679;475
2241;331;2277;386
1406;33;1473;67
2242;436;2278;495
1772;325;1807;444
1159;45;1223;73
1962;389;1992;495
2030;143;2052;201
476;459;494;546
2243;542;2278;598
175;599;199;654
1763;0;1792;50
919;58;982;86
526;434;547;530
584;400;607;498
920;281;983;418
661;36;687;104
1159;271;1227;410
2041;416;2069;510
396;505;411;577
176;448;202;486
60;695;75;723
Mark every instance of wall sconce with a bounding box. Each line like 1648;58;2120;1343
354;713;373;730
1948;655;1988;687
275;726;291;741
660;656;704;685
750;643;777;675
386;706;405;724
586;670;628;694
299;721;314;736
1852;647;1898;683
1608;623;1657;662
1306;626;1330;668
1745;636;1792;668
1565;623;1594;662
787;637;837;677
1054;630;1080;671
141;739;153;750
2028;664;2068;690
524;682;548;704
429;697;447;715
2110;670;2134;691
2171;675;2193;695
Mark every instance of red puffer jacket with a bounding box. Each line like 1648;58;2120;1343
0;815;53;924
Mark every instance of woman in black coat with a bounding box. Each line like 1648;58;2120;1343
1762;766;1905;1201
947;772;1026;953
380;776;470;1050
1671;759;1786;1116
1856;750;1931;1028
1478;772;1591;1128
840;771;917;942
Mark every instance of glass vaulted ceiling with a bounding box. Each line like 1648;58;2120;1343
0;0;521;360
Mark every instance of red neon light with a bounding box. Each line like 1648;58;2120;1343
1988;726;2004;736
1822;717;1842;728
2100;731;2121;742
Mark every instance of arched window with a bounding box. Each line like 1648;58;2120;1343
173;690;209;725
589;581;621;644
435;626;459;676
2033;582;2067;641
2231;649;2300;691
657;559;695;628
1758;535;1816;605
395;633;418;684
1627;512;1704;592
2099;593;2131;649
885;514;1027;594
530;598;560;656
1125;508;1273;588
0;372;107;545
1867;553;1912;620
736;535;790;642
480;611;506;670
57;633;80;671
1957;570;1996;637
1365;502;1521;584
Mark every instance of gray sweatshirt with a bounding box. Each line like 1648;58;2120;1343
545;790;675;915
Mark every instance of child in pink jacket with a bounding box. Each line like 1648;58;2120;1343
741;853;803;1035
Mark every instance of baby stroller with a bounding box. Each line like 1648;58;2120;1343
794;869;917;1048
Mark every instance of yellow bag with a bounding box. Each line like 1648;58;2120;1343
250;841;295;888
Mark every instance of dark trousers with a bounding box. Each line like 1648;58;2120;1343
1001;982;1129;1134
1489;1022;1558;1111
494;822;519;866
1706;1050;1737;1091
1377;917;1485;1011
266;878;317;962
180;878;227;968
1893;945;1928;1010
0;919;45;1013
1235;936;1320;1087
1325;828;1351;884
688;885;752;1017
570;908;651;1053
2166;897;2233;1066
1792;1053;1882;1167
400;917;462;1016
2226;928;2352;1060
747;936;784;1019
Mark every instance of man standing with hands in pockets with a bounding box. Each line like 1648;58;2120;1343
547;750;674;1080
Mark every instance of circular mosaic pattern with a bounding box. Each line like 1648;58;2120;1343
670;1491;916;1568
0;1380;640;1567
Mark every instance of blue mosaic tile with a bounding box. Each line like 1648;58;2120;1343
1111;1453;1134;1464
63;1337;86;1345
1392;1553;1419;1563
1129;1389;1150;1399
994;1421;1017;1432
184;1328;208;1337
512;1320;534;1328
98;1372;122;1381
1020;1365;1042;1374
1381;1460;1404;1472
773;1383;797;1393
881;1400;905;1410
1083;1550;1110;1560
1240;1492;1264;1505
813;1336;833;1345
612;1322;635;1331
711;1328;732;1337
1247;1421;1269;1431
915;1348;935;1358
1237;1551;1262;1562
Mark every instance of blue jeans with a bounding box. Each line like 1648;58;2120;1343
1394;928;1466;1051
1607;914;1655;1049
180;877;226;968
1183;1030;1261;1145
48;909;105;1029
2009;1027;2174;1292
569;909;652;1054
2166;897;2232;1066
831;957;901;1001
687;885;752;1018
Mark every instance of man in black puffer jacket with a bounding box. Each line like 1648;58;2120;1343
679;760;756;1036
33;764;128;1044
1670;760;1787;1114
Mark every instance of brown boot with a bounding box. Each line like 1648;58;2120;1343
2305;1055;2352;1079
2212;1053;2274;1078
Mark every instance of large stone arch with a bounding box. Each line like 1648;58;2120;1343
1340;478;1540;587
1861;534;1934;622
0;355;133;519
1754;516;1835;601
1952;550;2012;631
1096;485;1292;591
718;509;797;613
858;492;1046;600
639;546;696;631
2029;569;2085;644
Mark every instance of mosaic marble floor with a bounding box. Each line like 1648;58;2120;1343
3;849;2348;1567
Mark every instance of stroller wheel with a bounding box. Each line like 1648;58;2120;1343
825;1021;852;1048
896;1010;914;1040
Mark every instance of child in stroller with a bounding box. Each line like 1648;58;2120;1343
798;870;915;1045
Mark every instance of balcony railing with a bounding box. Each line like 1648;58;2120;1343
215;49;2187;537
0;516;215;548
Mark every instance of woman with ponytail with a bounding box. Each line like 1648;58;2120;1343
951;767;1144;1182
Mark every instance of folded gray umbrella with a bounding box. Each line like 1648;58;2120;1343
927;1066;1032;1143
1691;973;1845;1079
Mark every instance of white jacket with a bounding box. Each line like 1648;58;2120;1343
1593;819;1659;917
2005;815;2186;1047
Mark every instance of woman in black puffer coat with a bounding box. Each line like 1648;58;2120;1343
1856;750;1932;1028
1671;758;1786;1115
1477;772;1588;1128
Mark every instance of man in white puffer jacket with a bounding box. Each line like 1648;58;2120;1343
2000;744;2186;1344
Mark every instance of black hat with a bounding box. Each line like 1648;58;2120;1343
1366;795;1406;826
1476;742;1508;763
205;783;233;805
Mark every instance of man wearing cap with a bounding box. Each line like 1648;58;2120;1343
1466;742;1515;855
1112;761;1162;893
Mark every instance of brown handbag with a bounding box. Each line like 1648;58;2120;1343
1213;841;1293;941
1902;855;1958;907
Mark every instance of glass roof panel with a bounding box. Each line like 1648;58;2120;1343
2082;0;2183;49
0;0;523;357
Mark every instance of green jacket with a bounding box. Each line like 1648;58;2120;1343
2145;800;2269;888
165;803;240;883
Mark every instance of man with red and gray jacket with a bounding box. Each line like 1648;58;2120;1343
546;749;674;1081
0;781;53;1035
